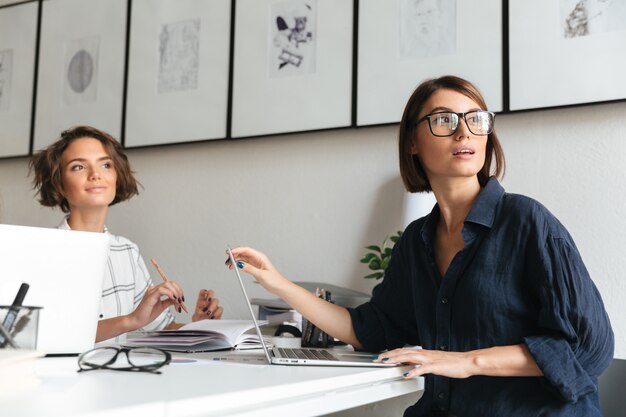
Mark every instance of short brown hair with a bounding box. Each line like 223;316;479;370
29;126;140;213
398;75;505;192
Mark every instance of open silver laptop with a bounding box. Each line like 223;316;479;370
0;224;109;355
227;246;394;367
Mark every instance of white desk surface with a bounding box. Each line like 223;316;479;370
2;350;423;417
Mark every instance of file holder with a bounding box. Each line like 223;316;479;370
0;306;41;349
301;288;336;348
0;322;17;348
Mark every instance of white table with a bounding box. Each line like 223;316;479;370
1;350;424;417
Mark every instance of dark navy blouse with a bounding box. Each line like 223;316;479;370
349;178;614;417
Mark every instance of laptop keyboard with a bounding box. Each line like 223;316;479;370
276;347;339;361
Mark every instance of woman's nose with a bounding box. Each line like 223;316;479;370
88;168;101;180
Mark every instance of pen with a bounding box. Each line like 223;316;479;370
150;258;188;314
0;283;29;347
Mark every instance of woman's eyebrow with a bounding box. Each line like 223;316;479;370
64;156;111;165
427;106;484;113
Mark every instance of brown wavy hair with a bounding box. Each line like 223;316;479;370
29;126;140;213
398;75;505;192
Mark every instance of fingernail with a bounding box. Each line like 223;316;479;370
237;261;244;269
382;357;389;361
207;310;212;316
372;355;378;360
182;296;185;302
177;297;181;303
225;257;230;265
178;307;182;313
207;297;212;303
403;373;409;377
202;307;209;312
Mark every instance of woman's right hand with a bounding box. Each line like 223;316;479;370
129;281;183;329
226;246;291;296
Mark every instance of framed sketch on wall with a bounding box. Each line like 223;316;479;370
33;0;127;151
231;0;353;138
0;1;38;158
509;0;626;111
125;0;231;148
357;0;503;126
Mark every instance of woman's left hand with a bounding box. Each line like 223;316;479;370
191;289;223;321
373;348;475;379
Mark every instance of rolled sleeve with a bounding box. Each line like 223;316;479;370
524;334;597;402
525;235;614;403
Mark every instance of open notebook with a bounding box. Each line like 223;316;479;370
124;319;266;352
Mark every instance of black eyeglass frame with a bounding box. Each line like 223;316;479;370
77;346;171;374
415;110;495;137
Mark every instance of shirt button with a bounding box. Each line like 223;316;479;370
441;297;448;304
438;404;446;411
439;345;447;350
99;314;103;318
438;392;445;399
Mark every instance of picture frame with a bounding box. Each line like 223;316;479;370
0;0;33;6
509;0;626;111
357;0;503;126
124;0;231;148
33;0;127;151
230;0;353;138
0;1;38;158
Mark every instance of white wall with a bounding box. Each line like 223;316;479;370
1;102;624;359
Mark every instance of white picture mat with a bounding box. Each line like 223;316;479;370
357;0;502;126
509;1;626;111
125;0;231;147
34;0;126;150
231;0;353;138
0;2;37;157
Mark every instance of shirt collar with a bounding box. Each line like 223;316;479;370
59;215;109;234
420;178;505;247
464;177;505;229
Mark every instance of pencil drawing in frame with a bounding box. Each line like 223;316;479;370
33;0;126;151
357;0;503;127
509;0;626;111
231;0;353;138
125;0;231;147
0;1;38;158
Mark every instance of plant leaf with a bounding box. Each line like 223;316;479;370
383;247;393;257
365;245;382;253
381;257;390;270
360;253;378;264
368;259;381;270
364;272;384;279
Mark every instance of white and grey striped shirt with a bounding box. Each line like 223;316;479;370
59;217;173;343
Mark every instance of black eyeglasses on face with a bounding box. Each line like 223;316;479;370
77;346;171;374
415;110;495;137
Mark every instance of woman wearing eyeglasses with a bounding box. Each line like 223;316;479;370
228;76;613;416
30;126;224;343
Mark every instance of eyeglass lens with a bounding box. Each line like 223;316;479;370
429;111;493;136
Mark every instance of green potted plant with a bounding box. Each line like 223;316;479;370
360;230;403;279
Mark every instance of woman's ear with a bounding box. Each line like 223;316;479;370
409;138;419;155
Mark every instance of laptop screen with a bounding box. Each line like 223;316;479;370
0;224;109;354
227;246;273;363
